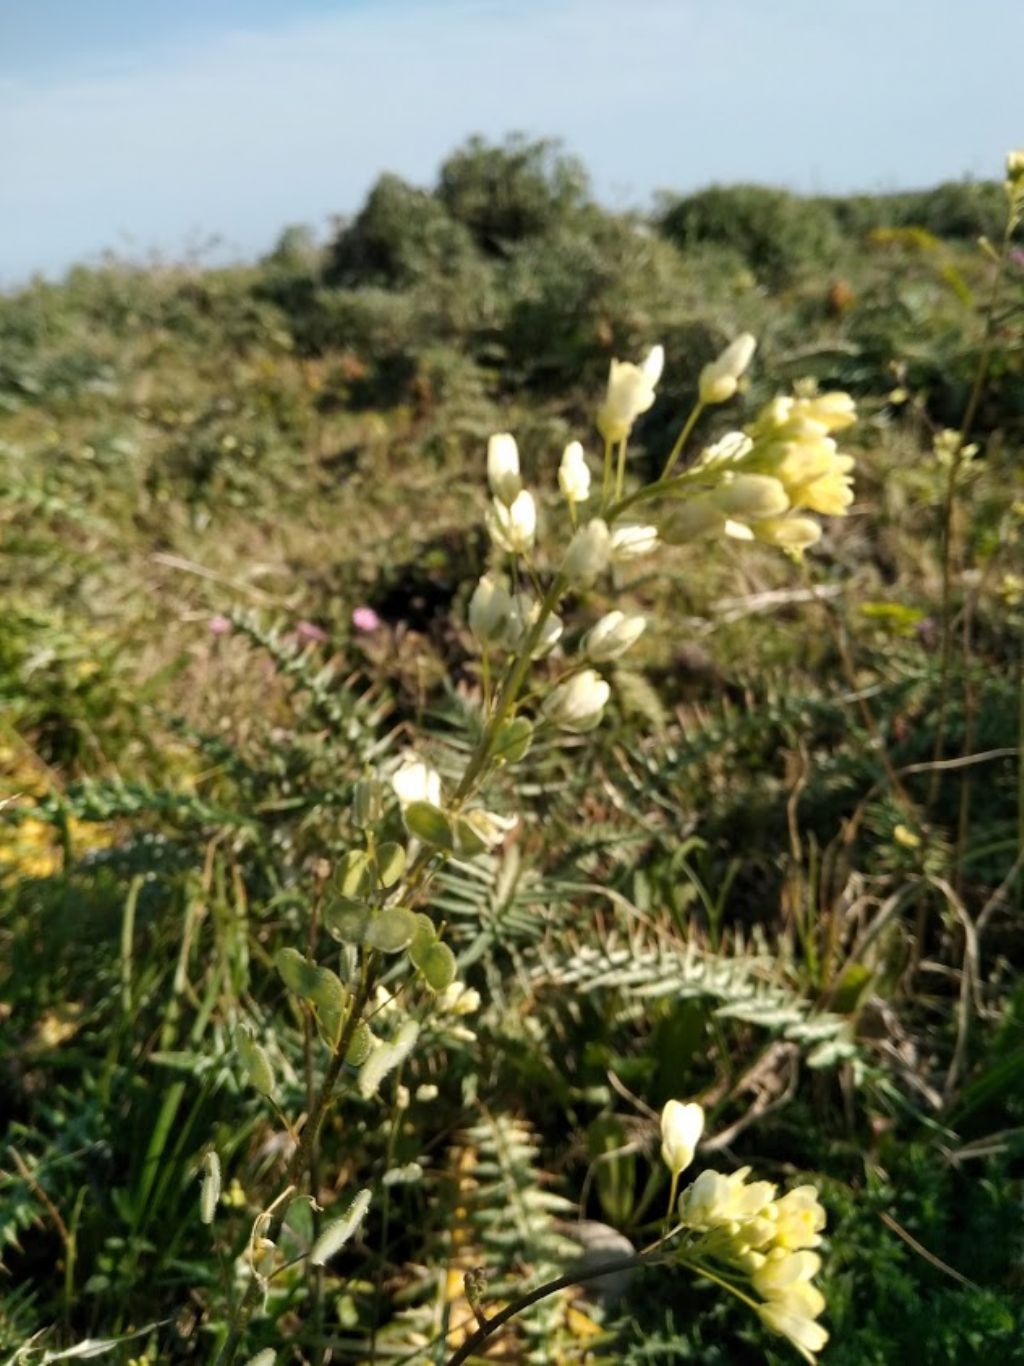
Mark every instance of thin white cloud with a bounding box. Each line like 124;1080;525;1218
2;0;1021;281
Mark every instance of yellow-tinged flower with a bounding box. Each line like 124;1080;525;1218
563;517;611;583
699;333;757;405
679;1167;777;1232
757;1298;828;1363
460;808;519;849
752;516;823;553
752;1248;823;1302
1007;149;1024;183
584;610;647;662
559;440;592;504
487;433;522;505
597;346;664;443
487;490;537;555
542;669;611;733
768;1185;827;1251
713;473;790;522
659;1100;704;1178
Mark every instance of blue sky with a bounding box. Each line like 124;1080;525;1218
2;0;1022;284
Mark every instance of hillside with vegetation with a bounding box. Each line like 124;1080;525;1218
1;136;1022;1364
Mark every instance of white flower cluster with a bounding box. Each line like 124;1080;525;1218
661;1100;829;1363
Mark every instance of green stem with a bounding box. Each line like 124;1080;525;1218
601;436;614;508
661;400;705;481
452;574;566;806
614;437;628;501
215;963;378;1366
444;1248;669;1366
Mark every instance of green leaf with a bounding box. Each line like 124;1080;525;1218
492;715;533;765
365;906;418;953
337;849;374;897
403;801;454;849
417;941;457;993
375;841;406;888
324;896;371;944
236;1028;275;1096
310;1189;372;1266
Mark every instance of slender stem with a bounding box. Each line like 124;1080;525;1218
444;1249;669;1366
452;575;566;805
215;964;378;1366
614;438;628;501
661;400;705;481
601;436;614;508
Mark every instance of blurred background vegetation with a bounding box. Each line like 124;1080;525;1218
1;135;1022;1363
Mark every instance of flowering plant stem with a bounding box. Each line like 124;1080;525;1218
215;963;378;1366
661;400;704;481
444;1248;669;1366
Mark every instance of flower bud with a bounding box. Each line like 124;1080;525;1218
699;333;757;404
506;594;563;657
558;440;592;504
487;490;536;555
752;515;822;552
596;346;664;443
542;669;611;733
713;473;790;521
660;494;726;543
660;1100;704;1179
487;432;521;505
392;757;443;808
610;523;659;560
1007;148;1024;183
584;610;647;662
562;517;611;584
468;573;513;646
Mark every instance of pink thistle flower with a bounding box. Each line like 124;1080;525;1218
352;605;382;633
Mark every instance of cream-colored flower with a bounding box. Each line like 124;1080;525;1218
468;573;513;646
610;523;659;560
438;982;481;1015
391;757;443;808
487;432;522;505
678;1167;777;1231
1006;148;1024;182
558;440;592;504
713;473;790;522
584;610;647;662
699;333;757;405
563;518;611;583
768;1185;827;1251
751;515;823;553
542;669;611;733
461;808;519;849
487;490;537;555
659;1100;704;1178
757;1299;828;1363
596;346;664;442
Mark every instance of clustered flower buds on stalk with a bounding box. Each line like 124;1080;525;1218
224;332;853;1362
660;1100;830;1363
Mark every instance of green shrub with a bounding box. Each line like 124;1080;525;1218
658;183;842;283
